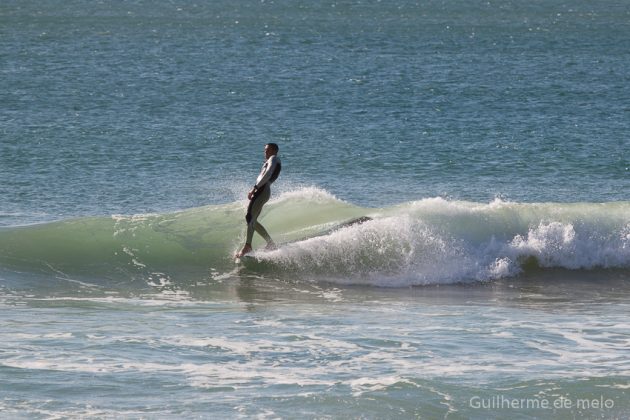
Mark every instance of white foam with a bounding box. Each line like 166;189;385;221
3;312;629;397
507;221;630;270
274;185;341;204
254;200;630;286
26;294;209;307
350;376;415;396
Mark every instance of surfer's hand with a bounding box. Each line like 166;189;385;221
247;188;256;200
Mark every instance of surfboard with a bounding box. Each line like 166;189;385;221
234;254;257;264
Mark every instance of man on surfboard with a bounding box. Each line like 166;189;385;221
235;143;281;258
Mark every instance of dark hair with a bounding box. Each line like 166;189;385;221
266;143;279;153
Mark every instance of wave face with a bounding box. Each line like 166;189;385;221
1;188;629;287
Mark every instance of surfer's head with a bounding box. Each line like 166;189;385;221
265;143;279;158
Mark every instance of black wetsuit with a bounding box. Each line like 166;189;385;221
245;155;281;245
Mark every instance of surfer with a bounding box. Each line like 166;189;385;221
235;143;282;258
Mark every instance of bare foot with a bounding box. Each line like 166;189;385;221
235;244;252;258
264;241;277;251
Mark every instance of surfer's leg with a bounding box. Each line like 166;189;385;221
245;211;259;246
245;186;271;245
254;221;272;243
237;188;273;257
255;223;276;250
237;205;261;257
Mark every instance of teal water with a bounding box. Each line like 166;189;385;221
1;0;629;418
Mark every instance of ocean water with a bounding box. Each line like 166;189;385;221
1;0;629;418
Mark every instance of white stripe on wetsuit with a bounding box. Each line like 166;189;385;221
254;155;281;190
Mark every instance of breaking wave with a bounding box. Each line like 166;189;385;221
1;187;628;287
